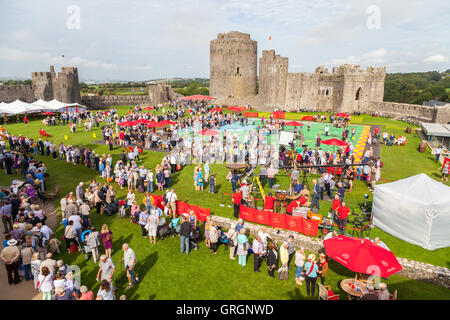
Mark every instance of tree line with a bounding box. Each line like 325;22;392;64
384;70;450;105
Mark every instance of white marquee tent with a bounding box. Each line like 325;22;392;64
0;99;87;115
32;99;86;112
372;173;450;250
0;99;42;115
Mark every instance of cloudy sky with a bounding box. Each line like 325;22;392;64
0;0;449;81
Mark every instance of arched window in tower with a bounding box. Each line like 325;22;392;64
236;67;240;76
326;89;329;96
355;87;362;100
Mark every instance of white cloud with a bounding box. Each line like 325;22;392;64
363;48;386;60
68;57;118;70
11;30;32;42
330;48;387;65
0;46;118;71
424;54;447;63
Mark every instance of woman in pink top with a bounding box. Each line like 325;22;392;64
77;286;94;300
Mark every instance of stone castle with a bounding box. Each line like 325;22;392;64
0;66;81;104
0;66;176;108
210;31;386;113
210;31;449;123
32;66;81;103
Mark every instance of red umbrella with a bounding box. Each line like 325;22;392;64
324;235;402;278
179;94;216;101
159;120;176;125
40;112;56;115
197;129;219;136
285;121;304;127
210;107;223;113
118;121;133;127
227;106;245;112
301;116;315;121
321;138;348;146
335;113;350;118
146;121;166;128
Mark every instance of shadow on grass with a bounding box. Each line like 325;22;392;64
118;251;159;300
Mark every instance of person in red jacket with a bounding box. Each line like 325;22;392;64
336;202;349;234
24;116;29;127
232;189;242;219
331;195;341;223
264;192;276;212
286;196;306;215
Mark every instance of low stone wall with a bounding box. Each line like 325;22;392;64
0;84;34;103
365;101;435;122
211;215;450;289
81;95;152;109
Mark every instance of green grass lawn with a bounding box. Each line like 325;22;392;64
1;107;449;300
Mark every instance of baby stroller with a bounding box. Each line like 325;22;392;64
189;226;202;251
217;226;229;249
81;230;92;260
169;218;181;237
131;210;140;224
157;217;170;239
105;201;119;216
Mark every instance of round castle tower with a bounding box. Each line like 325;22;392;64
210;31;257;99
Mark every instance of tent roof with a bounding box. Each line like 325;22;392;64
421;122;450;137
0;99;41;114
375;173;450;205
32;99;86;110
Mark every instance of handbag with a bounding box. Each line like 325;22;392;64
278;266;289;280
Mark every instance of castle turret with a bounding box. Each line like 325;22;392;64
258;50;289;110
210;31;257;99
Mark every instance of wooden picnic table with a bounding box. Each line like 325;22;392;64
340;279;368;299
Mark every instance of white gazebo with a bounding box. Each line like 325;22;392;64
372;173;450;250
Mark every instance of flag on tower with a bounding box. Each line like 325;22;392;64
269;36;272;40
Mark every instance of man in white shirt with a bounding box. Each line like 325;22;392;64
122;243;138;289
37;223;52;242
257;227;271;248
166;189;177;219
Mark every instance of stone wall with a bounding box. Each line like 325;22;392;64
210;31;258;99
81;95;152;109
433;105;450;124
364;101;436;121
211;215;450;289
0;84;34;103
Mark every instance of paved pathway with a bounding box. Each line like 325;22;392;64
0;201;57;300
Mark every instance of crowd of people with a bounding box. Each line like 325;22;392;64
0;102;402;301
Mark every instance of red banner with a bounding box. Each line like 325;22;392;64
239;205;319;236
443;157;450;168
239;205;255;221
176;201;210;222
285;215;303;233
244;112;259;118
269;212;286;229
301;218;320;237
253;208;271;225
